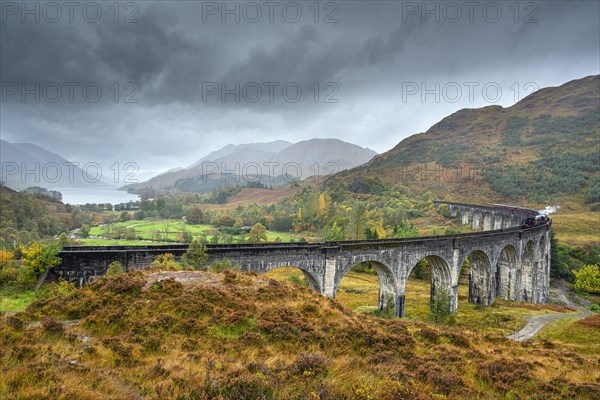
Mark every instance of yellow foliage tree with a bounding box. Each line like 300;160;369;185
367;219;386;239
153;253;180;271
19;242;62;287
249;223;268;243
0;249;14;265
573;264;600;294
318;193;330;218
234;216;244;228
0;249;18;286
21;242;61;275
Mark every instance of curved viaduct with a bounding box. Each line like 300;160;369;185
55;202;551;318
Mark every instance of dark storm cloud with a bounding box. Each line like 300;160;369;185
1;1;599;178
0;4;200;98
93;7;195;84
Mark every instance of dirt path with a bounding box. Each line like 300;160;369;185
507;281;593;342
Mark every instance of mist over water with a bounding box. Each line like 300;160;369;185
52;187;140;205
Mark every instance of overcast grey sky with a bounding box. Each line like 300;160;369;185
1;0;599;181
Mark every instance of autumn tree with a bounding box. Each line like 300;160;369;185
573;264;600;294
0;249;18;286
249;223;268;243
234;216;244;228
185;206;204;225
18;242;62;287
318;193;331;218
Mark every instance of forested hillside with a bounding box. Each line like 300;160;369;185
0;186;91;247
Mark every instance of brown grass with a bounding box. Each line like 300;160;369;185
1;269;599;399
200;182;317;211
578;313;600;329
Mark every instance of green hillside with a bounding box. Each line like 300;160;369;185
326;75;600;206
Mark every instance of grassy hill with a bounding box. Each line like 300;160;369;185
1;269;599;399
326;75;600;207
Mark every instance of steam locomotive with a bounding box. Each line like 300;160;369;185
491;203;553;229
522;214;551;228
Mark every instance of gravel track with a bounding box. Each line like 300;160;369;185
507;281;593;342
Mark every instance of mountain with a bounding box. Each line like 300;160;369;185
123;139;377;194
325;75;600;205
187;140;293;168
271;138;378;177
0;140;112;191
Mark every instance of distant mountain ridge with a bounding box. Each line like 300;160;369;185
325;75;600;205
123;138;377;194
187;140;293;168
0;140;113;191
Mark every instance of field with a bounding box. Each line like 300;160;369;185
0;287;37;314
550;208;600;246
86;219;299;244
88;220;212;241
77;238;175;246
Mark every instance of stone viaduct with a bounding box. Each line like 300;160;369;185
54;202;551;318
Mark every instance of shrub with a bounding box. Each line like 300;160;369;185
502;116;527;146
153;253;180;270
220;373;274;399
106;261;124;276
0;265;19;287
291;353;331;377
573;264;600;294
371;299;396;319
41;317;64;336
430;288;453;324
417;327;439;343
0;249;14;265
39;278;77;297
183;238;207;269
0;249;19;286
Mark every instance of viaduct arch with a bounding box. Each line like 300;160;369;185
54;202;552;318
